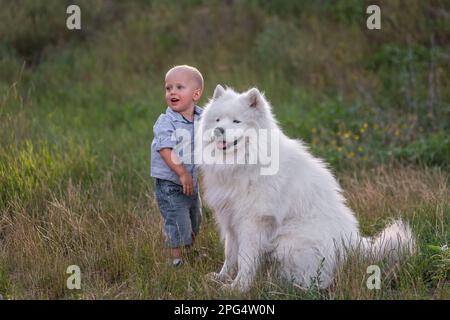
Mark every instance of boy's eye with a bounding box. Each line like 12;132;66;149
233;120;241;123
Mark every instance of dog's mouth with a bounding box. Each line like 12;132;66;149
216;137;242;150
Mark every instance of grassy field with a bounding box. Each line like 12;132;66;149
0;0;449;299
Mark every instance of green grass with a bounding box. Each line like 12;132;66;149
0;162;447;299
0;0;448;299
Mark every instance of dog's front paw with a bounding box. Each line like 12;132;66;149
219;282;235;292
220;279;251;293
205;272;231;283
205;272;220;282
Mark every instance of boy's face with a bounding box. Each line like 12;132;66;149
165;70;202;113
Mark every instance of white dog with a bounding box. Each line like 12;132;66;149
196;85;414;292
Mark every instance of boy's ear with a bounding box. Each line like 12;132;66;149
213;84;225;100
193;88;202;101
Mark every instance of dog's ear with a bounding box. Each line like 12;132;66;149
245;88;263;108
213;84;225;100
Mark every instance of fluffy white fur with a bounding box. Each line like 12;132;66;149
196;85;415;292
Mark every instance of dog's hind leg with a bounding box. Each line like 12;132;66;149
275;239;336;289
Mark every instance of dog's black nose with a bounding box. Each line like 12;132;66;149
214;127;225;137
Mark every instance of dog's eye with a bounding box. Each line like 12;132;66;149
233;120;241;123
216;118;220;122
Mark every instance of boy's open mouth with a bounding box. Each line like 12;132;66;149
171;98;179;102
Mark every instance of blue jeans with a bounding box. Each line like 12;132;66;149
154;178;202;248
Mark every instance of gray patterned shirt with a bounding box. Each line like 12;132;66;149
150;106;203;187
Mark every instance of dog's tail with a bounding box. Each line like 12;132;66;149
361;219;415;263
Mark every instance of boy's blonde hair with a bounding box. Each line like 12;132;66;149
165;65;204;90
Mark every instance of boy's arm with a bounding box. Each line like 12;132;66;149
159;148;194;196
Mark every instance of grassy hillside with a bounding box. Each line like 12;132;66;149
0;0;448;299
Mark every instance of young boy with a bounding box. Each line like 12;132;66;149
151;65;203;267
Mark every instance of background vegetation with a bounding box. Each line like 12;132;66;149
0;0;448;299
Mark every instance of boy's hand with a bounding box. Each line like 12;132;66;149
180;172;194;196
159;148;194;196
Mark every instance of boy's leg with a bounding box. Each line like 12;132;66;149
171;247;182;258
155;180;195;254
171;248;183;267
